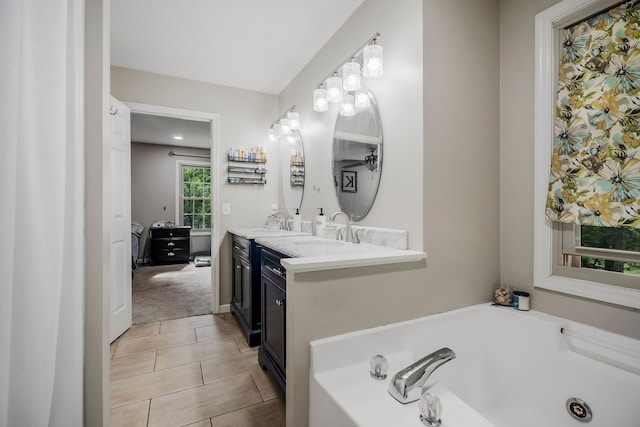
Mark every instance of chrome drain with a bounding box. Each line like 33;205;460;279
566;398;592;422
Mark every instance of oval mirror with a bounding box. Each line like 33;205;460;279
332;87;382;221
281;130;305;214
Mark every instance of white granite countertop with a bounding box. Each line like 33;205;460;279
228;227;312;240
255;235;426;273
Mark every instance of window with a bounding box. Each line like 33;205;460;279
180;165;211;231
534;0;640;309
555;224;640;290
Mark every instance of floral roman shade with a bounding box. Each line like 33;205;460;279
546;0;640;228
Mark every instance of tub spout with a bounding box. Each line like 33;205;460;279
388;347;456;404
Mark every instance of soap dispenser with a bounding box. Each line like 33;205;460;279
293;208;302;232
315;208;326;236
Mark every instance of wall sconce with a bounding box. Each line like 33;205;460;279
268;106;298;144
339;93;356;117
326;72;343;103
363;38;383;78
287;111;300;130
355;87;371;108
313;32;382;114
343;59;361;91
267;127;277;143
279;118;291;135
314;86;328;112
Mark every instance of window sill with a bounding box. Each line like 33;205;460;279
190;230;211;237
535;274;640;310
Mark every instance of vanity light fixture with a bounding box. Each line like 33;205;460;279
287;110;300;130
326;72;343;103
314;86;329;112
313;32;382;114
279;118;291;135
267;127;277;143
363;38;383;78
355;87;371;108
339;93;356;117
343;59;361;91
267;106;298;144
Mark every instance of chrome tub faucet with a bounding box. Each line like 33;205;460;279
388;347;456;404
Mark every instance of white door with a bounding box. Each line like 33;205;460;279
109;96;132;342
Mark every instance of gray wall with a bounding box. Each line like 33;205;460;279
422;0;502;310
112;67;280;305
131;142;211;260
280;0;501;320
500;0;640;338
278;0;426;249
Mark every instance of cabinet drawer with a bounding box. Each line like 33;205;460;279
262;249;286;283
153;237;189;251
232;236;251;260
150;226;191;238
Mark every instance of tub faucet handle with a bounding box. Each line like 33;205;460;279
419;392;442;426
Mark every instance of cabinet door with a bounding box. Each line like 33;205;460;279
232;253;243;306
240;257;251;319
262;276;285;372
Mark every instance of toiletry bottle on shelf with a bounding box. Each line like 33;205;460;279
315;208;326;236
293;208;302;232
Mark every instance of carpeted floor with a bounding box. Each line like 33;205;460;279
132;263;212;325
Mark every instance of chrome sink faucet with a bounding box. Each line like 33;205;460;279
330;211;353;242
388;347;456;404
274;211;290;230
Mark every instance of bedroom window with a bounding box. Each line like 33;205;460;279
180;165;211;231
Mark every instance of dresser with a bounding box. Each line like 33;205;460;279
149;226;191;265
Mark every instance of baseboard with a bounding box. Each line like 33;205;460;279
219;304;230;313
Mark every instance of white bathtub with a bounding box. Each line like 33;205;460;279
309;304;640;426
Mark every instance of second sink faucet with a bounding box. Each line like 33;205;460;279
388;347;456;404
274;211;290;230
330;211;353;242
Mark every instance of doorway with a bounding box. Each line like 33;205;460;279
126;102;221;316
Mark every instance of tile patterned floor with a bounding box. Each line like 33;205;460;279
110;313;285;427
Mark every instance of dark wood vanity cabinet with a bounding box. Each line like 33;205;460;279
258;247;287;395
230;235;262;347
149;226;191;265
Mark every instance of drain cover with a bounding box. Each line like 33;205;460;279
566;398;592;422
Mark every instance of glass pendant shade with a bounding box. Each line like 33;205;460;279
326;74;343;103
314;88;328;112
267;127;277;143
363;43;383;78
343;61;361;91
285;134;296;145
338;93;356;117
355;88;371;108
287;111;300;130
279;118;291;135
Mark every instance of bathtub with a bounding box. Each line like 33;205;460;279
309;304;640;426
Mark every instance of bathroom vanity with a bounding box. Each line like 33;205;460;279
228;228;310;347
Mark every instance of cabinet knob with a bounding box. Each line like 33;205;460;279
275;299;285;306
167;242;175;247
167;252;175;257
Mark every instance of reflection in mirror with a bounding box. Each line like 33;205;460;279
281;130;305;215
332;87;382;221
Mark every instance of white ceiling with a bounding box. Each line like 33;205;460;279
131;114;211;148
111;0;365;95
